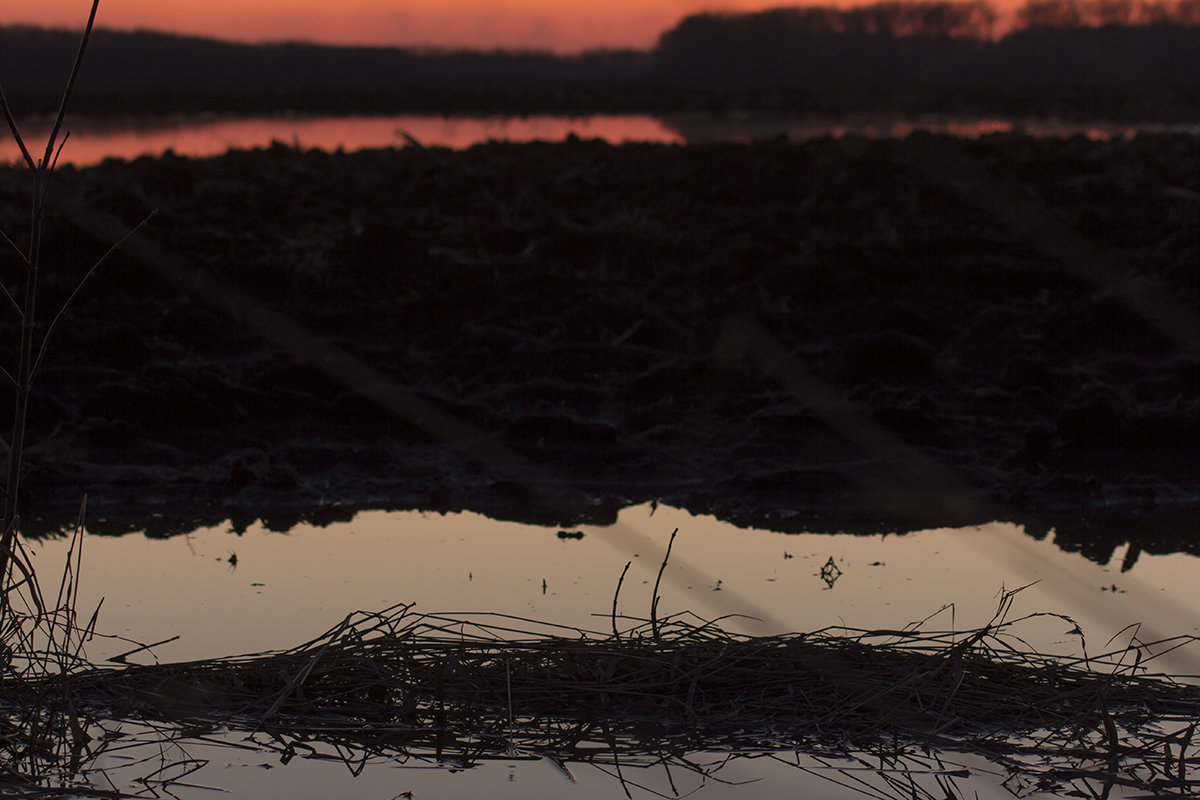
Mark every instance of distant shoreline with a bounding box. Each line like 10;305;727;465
5;9;1200;121
5;83;1200;123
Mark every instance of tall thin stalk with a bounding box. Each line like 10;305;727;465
0;1;103;585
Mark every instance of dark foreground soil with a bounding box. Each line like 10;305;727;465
2;132;1199;564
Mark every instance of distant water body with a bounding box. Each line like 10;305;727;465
4;112;1200;167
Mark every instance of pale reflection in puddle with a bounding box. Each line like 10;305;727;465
22;503;1200;799
27;503;1200;669
83;726;1007;800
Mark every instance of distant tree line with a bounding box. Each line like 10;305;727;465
652;0;1200;83
0;25;647;96
653;3;991;84
3;0;1200;105
667;1;1002;40
1015;0;1200;28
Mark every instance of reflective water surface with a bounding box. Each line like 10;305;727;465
23;504;1200;799
6;112;1200;166
33;504;1200;666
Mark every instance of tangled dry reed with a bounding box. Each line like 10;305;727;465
3;568;1199;799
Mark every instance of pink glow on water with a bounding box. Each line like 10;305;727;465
3;113;1197;168
0;114;684;167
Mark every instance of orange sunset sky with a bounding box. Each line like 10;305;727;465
1;0;1024;52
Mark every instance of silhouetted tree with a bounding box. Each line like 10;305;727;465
1014;0;1200;26
1017;0;1087;28
653;0;1200;85
1175;0;1200;22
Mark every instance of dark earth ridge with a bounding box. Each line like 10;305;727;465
1;132;1198;566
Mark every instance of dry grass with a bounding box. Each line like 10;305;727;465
0;510;107;798
2;576;1198;798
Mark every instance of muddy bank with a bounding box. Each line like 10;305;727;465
1;133;1198;563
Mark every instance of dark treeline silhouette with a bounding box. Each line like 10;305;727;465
1015;0;1200;27
653;0;1200;83
0;25;647;96
3;1;1200;114
654;4;991;84
667;1;1002;39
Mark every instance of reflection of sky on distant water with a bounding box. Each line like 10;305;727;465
4;112;1199;167
0;114;684;166
660;111;1200;144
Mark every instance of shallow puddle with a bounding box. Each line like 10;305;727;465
79;728;1022;800
73;723;1018;800
28;503;1200;668
16;503;1200;799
